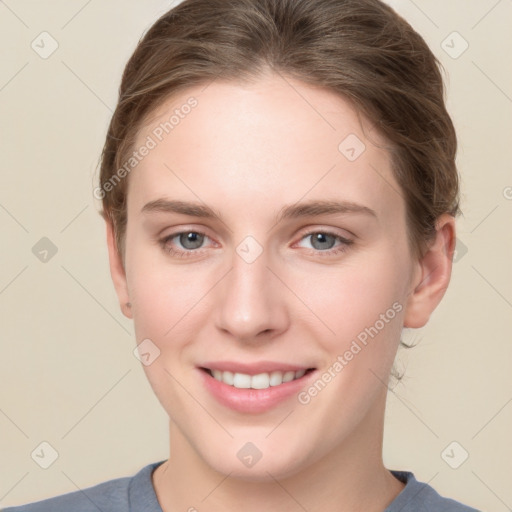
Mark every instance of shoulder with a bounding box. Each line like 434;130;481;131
1;460;165;512
1;477;130;512
387;470;482;512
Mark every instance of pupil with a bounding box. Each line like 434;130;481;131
181;232;203;249
312;233;334;250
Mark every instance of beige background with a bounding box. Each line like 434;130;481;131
0;0;511;510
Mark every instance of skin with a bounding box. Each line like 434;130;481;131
106;72;456;512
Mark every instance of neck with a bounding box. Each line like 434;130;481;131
152;392;404;512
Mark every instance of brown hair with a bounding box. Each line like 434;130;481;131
98;0;459;262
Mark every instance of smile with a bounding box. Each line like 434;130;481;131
202;368;314;389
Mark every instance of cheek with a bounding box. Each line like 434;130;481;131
129;266;209;342
292;254;407;431
124;229;211;337
292;246;408;376
300;254;405;333
125;246;211;413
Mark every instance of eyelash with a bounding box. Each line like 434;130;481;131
159;230;353;259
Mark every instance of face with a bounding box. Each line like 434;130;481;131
110;73;426;481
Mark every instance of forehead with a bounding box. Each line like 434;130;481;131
129;74;404;224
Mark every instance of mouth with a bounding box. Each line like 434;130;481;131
199;367;316;390
197;361;318;413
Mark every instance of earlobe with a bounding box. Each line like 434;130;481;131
403;214;456;328
105;220;133;319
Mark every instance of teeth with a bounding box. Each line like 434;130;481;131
223;370;234;385
282;371;295;383
209;369;309;389
250;373;270;389
269;371;283;386
233;373;252;388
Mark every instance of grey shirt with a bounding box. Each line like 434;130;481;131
2;460;481;511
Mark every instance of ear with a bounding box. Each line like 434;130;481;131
105;220;133;319
403;214;456;328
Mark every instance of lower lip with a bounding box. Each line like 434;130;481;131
198;368;316;414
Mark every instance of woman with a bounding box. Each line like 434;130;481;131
4;0;481;510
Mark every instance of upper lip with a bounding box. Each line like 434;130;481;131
199;361;315;375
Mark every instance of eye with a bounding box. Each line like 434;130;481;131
174;232;206;250
159;229;353;258
159;230;213;257
296;231;353;256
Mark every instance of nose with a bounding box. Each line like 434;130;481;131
214;248;290;344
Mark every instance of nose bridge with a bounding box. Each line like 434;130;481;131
215;246;287;341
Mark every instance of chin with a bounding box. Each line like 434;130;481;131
213;458;304;483
197;436;313;482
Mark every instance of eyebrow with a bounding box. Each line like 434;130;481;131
141;198;377;223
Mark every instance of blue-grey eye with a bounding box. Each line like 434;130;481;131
178;232;205;250
308;232;337;250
